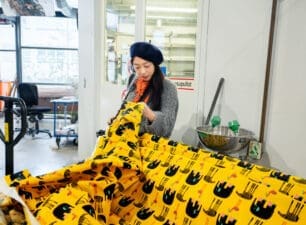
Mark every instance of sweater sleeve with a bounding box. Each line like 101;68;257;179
140;79;179;138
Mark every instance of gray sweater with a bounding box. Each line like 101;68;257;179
125;78;179;138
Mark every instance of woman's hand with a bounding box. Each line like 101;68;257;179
142;103;156;122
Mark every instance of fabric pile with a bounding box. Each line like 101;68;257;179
0;192;28;225
3;101;306;224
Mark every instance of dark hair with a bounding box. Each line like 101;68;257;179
130;61;164;110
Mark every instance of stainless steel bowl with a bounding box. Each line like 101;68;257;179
196;125;254;153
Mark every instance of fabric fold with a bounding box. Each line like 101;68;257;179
3;101;306;225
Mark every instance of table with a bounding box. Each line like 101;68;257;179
50;97;78;148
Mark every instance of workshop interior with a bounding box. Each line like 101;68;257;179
0;0;306;224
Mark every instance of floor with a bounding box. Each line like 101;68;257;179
0;115;81;177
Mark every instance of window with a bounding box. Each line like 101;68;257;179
21;48;78;84
145;0;198;78
21;16;78;48
103;0;198;85
0;23;16;81
105;0;136;85
20;16;79;85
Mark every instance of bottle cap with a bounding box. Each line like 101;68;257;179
228;120;240;134
211;115;221;128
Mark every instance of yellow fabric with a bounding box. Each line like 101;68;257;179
5;101;306;225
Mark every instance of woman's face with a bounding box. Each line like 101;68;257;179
132;56;155;81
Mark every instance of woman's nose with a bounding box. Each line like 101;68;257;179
139;67;146;74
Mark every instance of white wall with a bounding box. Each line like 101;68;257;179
203;0;272;137
265;0;306;178
78;0;104;159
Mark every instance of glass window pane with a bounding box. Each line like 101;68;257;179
21;16;78;48
0;52;16;81
22;49;78;84
0;24;16;50
105;0;136;84
66;0;78;8
145;0;198;78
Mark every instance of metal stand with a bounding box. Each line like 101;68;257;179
0;96;27;175
51;98;78;149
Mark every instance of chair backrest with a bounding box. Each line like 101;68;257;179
17;83;39;107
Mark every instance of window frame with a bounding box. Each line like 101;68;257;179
19;16;79;86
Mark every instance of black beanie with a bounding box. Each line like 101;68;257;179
130;42;163;65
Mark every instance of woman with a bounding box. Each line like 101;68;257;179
124;41;179;138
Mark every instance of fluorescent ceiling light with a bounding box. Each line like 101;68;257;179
147;15;195;20
130;5;197;13
129;14;195;21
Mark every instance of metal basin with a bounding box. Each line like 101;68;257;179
196;126;254;153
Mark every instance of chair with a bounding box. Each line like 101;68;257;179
17;83;52;138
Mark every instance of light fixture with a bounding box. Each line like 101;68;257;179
130;5;197;13
147;15;195;20
130;14;195;21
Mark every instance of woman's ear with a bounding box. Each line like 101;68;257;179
131;63;135;73
128;59;135;73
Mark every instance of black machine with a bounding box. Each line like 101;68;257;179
0;96;27;175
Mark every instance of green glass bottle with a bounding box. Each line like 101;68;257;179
228;120;240;134
211;115;221;128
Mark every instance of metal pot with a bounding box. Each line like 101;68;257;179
196;125;254;153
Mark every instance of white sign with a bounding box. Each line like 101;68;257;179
169;77;195;91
